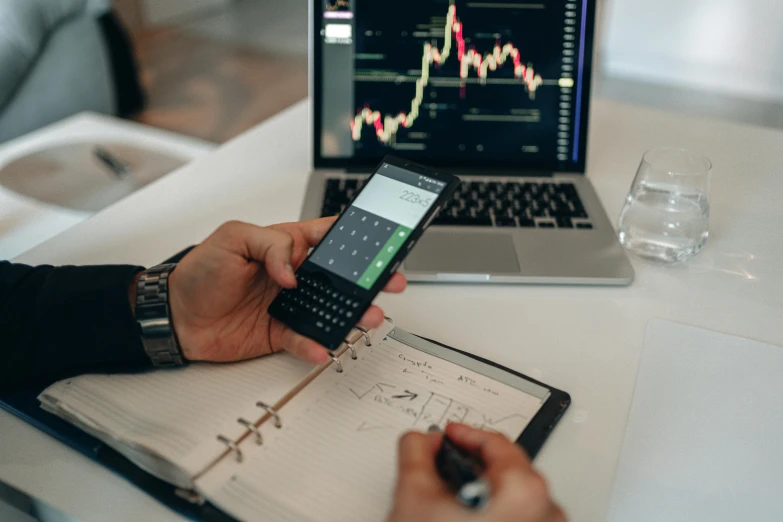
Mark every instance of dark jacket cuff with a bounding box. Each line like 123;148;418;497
33;265;151;381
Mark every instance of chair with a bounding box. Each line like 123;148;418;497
0;0;144;143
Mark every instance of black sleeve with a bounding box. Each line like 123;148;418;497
0;261;152;394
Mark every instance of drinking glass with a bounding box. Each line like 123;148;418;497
618;148;712;264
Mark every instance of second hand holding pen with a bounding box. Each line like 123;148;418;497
430;425;491;509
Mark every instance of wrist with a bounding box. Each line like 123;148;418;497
166;269;195;361
136;264;187;367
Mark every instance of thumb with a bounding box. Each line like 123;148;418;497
214;221;297;288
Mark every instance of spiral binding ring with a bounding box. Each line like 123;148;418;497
237;417;263;445
330;354;343;373
175;488;205;505
355;326;372;346
217;434;243;462
256;401;282;428
345;339;358;360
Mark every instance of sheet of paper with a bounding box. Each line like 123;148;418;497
607;319;783;522
40;352;316;477
198;329;546;522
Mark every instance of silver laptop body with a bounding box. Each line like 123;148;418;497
300;0;633;286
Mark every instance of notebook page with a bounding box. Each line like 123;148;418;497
39;352;317;478
197;330;547;522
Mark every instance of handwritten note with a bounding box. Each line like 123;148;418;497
199;332;546;522
344;338;538;433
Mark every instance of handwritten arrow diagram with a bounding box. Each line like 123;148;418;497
392;390;418;401
376;383;396;393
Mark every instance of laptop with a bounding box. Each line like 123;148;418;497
301;0;634;285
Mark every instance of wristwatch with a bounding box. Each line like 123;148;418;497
135;264;186;367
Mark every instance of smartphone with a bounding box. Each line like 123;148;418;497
269;155;460;349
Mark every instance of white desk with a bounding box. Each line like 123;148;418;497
2;99;782;522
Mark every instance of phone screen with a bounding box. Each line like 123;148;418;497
310;162;447;289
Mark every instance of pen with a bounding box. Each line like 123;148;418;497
93;146;131;178
429;425;490;509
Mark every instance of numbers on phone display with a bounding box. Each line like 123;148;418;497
399;190;432;208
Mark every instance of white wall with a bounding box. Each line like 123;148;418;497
142;0;233;25
601;0;783;102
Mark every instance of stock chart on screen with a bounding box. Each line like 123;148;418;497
318;0;589;167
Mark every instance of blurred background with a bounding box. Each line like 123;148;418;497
123;0;783;142
2;0;780;145
0;0;781;260
598;0;783;130
121;0;783;140
114;0;309;142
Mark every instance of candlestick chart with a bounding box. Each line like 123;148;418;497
350;0;576;160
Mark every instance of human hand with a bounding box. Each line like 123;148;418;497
387;423;566;522
164;219;406;364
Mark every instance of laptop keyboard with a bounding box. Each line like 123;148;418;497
320;178;592;230
321;178;368;217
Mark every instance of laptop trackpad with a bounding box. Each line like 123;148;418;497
405;231;521;274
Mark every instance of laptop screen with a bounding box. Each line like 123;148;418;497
313;0;596;173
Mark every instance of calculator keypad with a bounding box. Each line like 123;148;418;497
310;206;399;286
275;272;363;334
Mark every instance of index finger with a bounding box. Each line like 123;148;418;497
445;423;533;480
213;221;297;288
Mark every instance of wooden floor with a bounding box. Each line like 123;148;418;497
130;27;307;143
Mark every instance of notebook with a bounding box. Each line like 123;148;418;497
607;319;783;522
34;320;570;522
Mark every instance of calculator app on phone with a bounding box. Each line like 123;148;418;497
269;156;459;349
310;163;446;289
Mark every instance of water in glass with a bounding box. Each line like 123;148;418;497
618;148;712;264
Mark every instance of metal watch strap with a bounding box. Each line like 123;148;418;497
136;263;185;367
